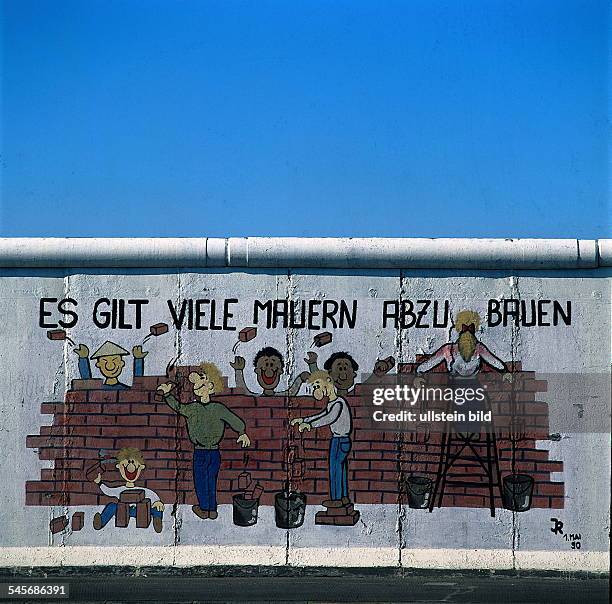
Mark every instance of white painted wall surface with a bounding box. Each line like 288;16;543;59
0;239;609;571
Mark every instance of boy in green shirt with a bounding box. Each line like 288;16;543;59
157;362;250;520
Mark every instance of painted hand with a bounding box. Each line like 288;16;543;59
156;382;174;395
374;356;396;375
152;500;165;512
230;356;246;371
299;371;310;382
74;344;89;358
413;376;426;389
93;472;102;484
304;351;317;365
132;345;148;359
298;422;311;433
290;417;303;427
237;434;251;448
373;360;386;374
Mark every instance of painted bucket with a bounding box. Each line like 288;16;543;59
405;475;433;509
274;491;307;529
232;494;259;527
502;474;534;512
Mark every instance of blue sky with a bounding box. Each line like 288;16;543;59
1;0;609;238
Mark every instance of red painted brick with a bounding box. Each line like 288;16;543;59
71;379;104;391
145;437;178;450
71;512;85;531
26;493;44;505
87;391;119;403
70;426;103;437
117;390;150;403
50;515;68;534
65;391;88;403
353;490;382;504
154;427;178;438
148;415;179;427
76;403;105;414
130;404;158;414
253;396;287;408
132;376;165;390
41;403;65;415
26;435;53;449
534;482;564;496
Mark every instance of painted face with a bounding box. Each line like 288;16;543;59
311;377;332;401
329;358;356;391
255;355;283;390
95;354;126;379
116;457;145;484
189;371;214;400
457;331;478;362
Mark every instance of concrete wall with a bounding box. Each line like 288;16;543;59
0;245;609;571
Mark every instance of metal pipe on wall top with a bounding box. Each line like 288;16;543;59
0;237;609;269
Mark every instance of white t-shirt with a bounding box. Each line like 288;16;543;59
305;396;352;437
100;483;161;503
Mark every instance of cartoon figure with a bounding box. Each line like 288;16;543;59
157;363;251;520
74;340;147;390
305;351;395;397
231;346;309;396
414;310;511;379
92;447;164;532
291;370;353;508
414;310;512;516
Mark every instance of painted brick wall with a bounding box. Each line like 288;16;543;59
25;363;563;509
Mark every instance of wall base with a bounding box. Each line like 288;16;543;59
0;547;608;573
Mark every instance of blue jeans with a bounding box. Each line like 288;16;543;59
99;502;162;527
329;436;351;500
193;449;221;511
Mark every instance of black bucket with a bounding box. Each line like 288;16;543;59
502;474;534;512
405;475;433;509
232;494;259;527
274;491;307;529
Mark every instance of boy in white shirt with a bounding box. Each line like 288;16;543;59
92;447;164;533
291;370;353;508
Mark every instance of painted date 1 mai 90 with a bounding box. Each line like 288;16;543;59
550;518;582;550
0;584;69;599
563;533;582;549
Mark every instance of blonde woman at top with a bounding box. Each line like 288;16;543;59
415;310;513;380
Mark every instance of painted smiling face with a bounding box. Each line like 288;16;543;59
95;354;126;381
254;354;283;391
308;370;336;402
116;454;145;486
328;357;357;392
188;371;215;402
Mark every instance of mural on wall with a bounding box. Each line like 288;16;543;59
411;310;527;517
91;446;165;532
158;363;251;521
28;295;570;534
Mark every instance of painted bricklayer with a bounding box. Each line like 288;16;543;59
26;369;563;510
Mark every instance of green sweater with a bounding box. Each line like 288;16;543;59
164;395;246;449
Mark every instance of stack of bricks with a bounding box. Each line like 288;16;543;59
314;502;360;526
26;362;563;510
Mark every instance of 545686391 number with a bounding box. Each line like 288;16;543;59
1;584;68;599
